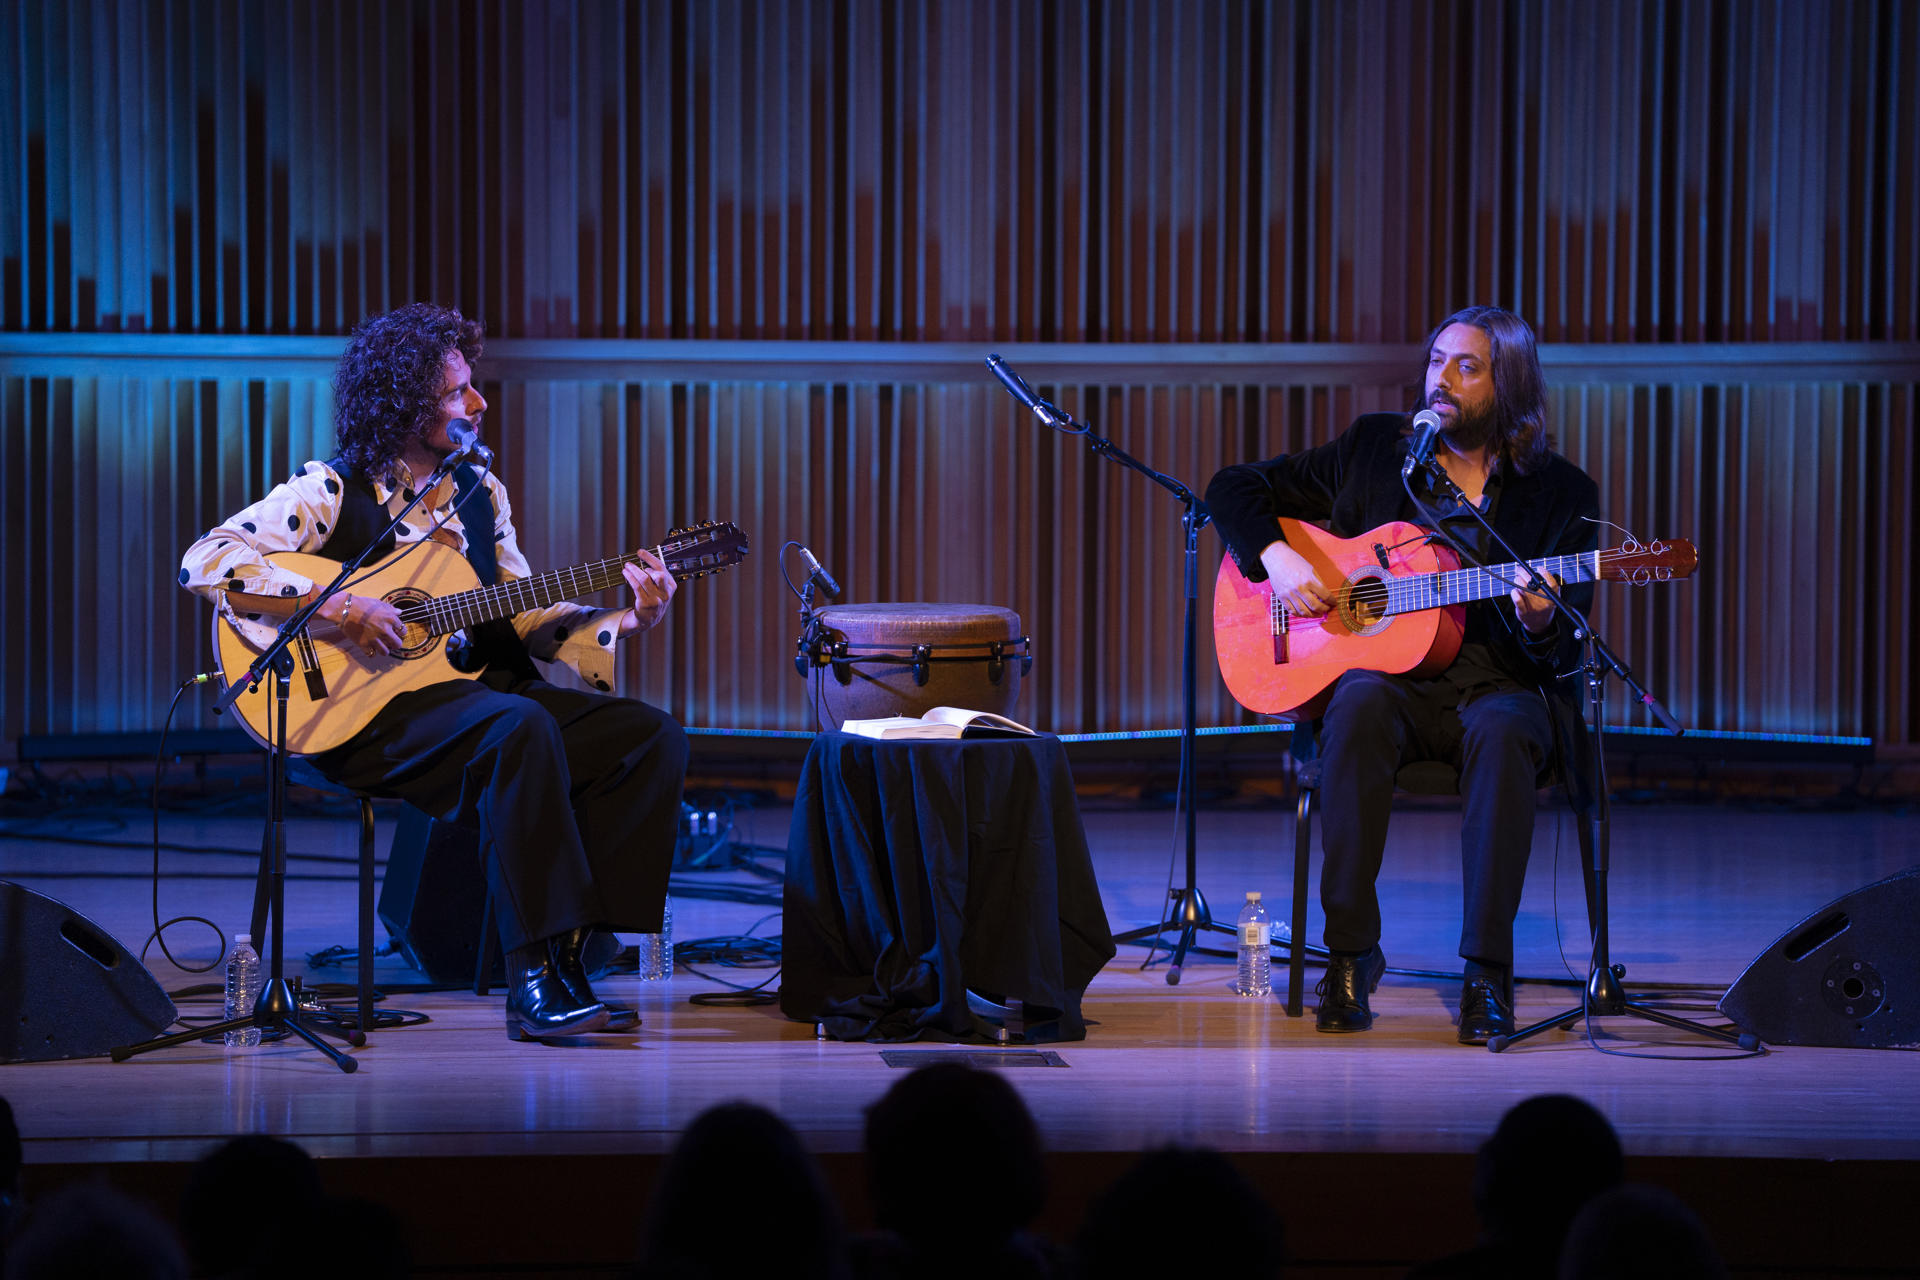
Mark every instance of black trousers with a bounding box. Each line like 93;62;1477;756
1316;668;1553;966
310;670;688;955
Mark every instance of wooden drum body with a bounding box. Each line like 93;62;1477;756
801;603;1033;732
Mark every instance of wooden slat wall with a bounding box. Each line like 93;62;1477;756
2;0;1916;750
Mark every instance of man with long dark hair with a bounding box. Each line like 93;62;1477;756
180;302;687;1042
1207;305;1599;1043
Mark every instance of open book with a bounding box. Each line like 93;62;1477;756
840;706;1037;740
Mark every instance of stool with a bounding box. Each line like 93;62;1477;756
256;758;379;1034
1284;725;1595;1017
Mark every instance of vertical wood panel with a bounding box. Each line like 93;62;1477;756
1;0;1917;749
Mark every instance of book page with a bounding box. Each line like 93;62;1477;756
840;716;962;740
921;706;1037;736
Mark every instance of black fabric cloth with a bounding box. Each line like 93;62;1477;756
1205;414;1600;965
780;732;1115;1043
306;462;683;954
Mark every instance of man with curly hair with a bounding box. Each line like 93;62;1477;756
180;302;686;1042
1206;306;1600;1044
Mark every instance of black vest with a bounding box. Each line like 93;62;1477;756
319;459;538;681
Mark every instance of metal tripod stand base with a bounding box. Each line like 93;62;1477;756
112;977;364;1072
1488;963;1760;1053
1113;886;1239;984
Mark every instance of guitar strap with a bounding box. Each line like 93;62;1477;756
320;458;537;682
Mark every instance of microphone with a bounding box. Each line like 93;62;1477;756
797;545;842;598
1402;408;1444;478
447;419;495;467
985;354;1063;429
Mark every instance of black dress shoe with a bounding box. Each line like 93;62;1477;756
1457;975;1515;1045
1315;945;1387;1033
551;927;640;1032
505;940;609;1041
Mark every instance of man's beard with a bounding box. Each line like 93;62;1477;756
1426;392;1498;454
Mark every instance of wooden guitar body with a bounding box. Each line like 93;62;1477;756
1213;519;1463;721
213;520;749;755
214;541;483;755
1213;518;1697;721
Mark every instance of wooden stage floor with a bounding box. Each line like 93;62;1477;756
3;793;1917;1276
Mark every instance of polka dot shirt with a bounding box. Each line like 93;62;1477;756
179;460;626;692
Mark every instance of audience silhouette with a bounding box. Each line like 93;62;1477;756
2;1182;185;1280
0;1086;1739;1279
0;1096;21;1267
1558;1183;1727;1280
178;1134;338;1280
1408;1093;1625;1279
855;1063;1054;1279
1076;1146;1286;1278
636;1102;847;1280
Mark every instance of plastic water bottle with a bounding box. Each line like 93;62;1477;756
1235;892;1272;997
636;894;674;981
223;933;262;1047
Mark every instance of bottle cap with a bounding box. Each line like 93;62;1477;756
1246;891;1261;901
234;932;251;944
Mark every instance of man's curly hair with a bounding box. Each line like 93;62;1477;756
332;303;484;476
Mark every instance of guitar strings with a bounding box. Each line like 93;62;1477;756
1269;545;1683;630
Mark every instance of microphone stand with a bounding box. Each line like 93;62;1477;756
1397;449;1757;1054
114;444;484;1070
986;358;1233;983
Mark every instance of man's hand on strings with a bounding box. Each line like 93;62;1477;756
1512;571;1563;634
620;549;677;634
1260;540;1334;616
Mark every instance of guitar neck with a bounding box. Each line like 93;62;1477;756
1387;549;1598;615
422;548;660;634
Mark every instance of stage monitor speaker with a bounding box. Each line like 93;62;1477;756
0;881;177;1062
378;808;500;986
377;810;617;986
1719;866;1920;1049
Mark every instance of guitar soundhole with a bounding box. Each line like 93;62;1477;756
385;588;441;660
1339;572;1392;636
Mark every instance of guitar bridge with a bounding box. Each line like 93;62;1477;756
1272;602;1289;665
295;630;330;702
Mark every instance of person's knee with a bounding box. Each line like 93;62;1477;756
1462;704;1549;770
481;699;566;762
1322;673;1405;748
608;701;689;774
655;714;690;774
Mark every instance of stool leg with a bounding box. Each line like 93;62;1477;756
1288;783;1314;1017
473;889;497;997
358;797;376;1033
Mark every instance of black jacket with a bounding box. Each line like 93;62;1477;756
1205;413;1603;806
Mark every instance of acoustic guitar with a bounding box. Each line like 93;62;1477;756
1212;518;1697;720
215;521;749;754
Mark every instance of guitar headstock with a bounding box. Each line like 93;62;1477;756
1598;537;1698;584
660;520;751;581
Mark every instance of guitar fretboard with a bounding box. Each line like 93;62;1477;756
403;549;661;635
1269;549;1602;629
1383;550;1600;615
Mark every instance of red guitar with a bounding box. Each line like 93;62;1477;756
1212;518;1698;720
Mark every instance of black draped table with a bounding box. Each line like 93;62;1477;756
780;731;1115;1043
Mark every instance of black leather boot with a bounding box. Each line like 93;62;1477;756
1315;945;1387;1033
505;938;610;1041
551;927;640;1031
1457;968;1515;1045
